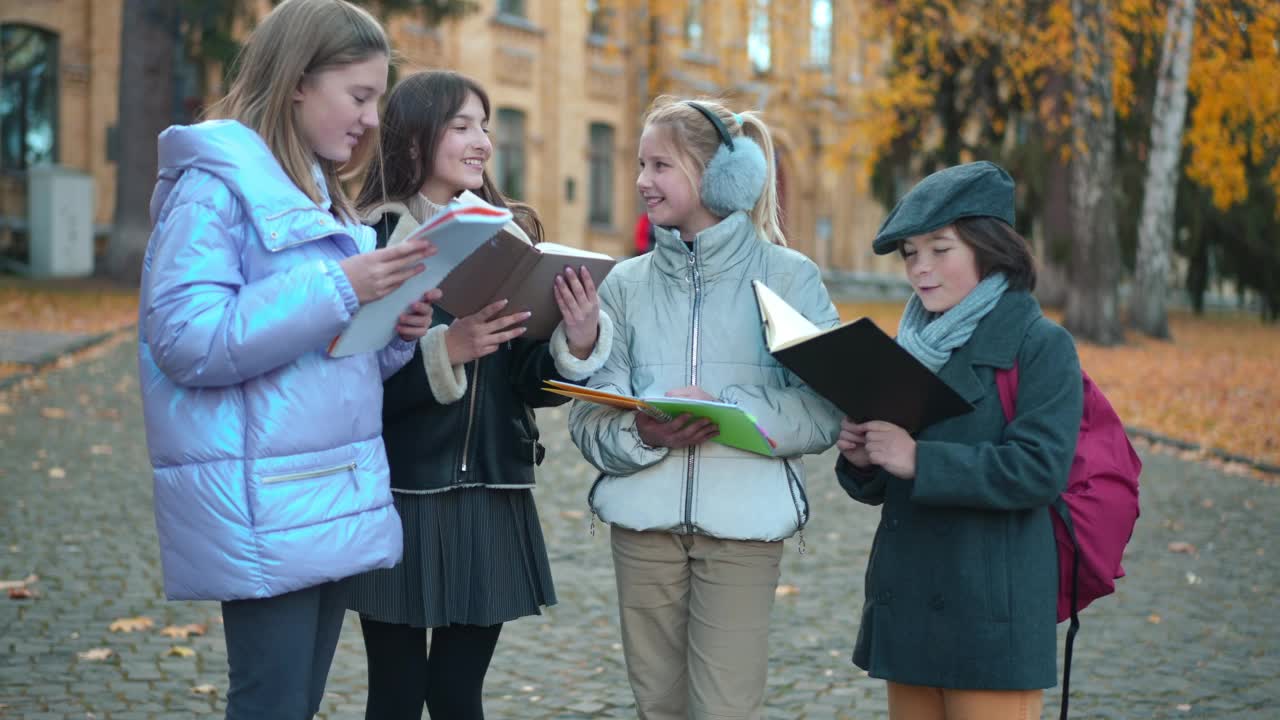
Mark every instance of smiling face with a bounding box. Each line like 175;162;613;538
418;91;491;204
901;225;982;313
636;124;720;241
292;54;388;164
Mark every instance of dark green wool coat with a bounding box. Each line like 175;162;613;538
837;290;1083;690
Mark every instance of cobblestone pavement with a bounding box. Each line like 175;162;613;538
1;335;1277;719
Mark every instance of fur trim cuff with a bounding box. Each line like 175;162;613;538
420;324;467;404
550;309;615;381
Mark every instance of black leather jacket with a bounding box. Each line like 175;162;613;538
373;217;571;493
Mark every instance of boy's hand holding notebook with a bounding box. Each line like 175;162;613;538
543;380;777;457
752;280;973;434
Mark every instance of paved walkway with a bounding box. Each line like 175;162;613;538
1;335;1277;719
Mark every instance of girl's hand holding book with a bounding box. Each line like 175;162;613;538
340;239;438;304
395;288;443;342
635;411;719;450
554;266;601;359
446;299;531;364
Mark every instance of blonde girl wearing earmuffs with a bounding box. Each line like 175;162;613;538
567;96;842;720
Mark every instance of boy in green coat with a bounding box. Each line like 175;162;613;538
837;161;1084;719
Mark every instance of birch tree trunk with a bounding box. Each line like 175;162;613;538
1064;0;1125;346
105;0;175;285
1131;0;1196;339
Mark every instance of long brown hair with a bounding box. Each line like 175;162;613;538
355;70;543;242
204;0;388;222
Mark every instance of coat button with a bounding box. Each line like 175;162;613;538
929;594;945;611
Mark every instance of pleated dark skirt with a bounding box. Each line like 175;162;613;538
345;487;557;628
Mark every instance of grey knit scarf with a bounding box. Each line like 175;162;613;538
896;273;1009;373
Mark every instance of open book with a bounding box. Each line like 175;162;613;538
435;194;617;339
753;280;973;434
328;201;513;357
543;380;777;457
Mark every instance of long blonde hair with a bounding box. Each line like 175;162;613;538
204;0;388;222
642;96;786;246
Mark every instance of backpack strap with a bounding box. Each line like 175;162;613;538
994;361;1081;720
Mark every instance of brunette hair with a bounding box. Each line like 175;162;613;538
355;70;543;242
951;217;1037;291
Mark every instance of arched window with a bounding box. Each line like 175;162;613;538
588;122;615;227
748;0;771;74
495;108;527;201
1;24;59;171
684;0;705;51
810;0;833;67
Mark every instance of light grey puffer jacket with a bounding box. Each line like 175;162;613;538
569;211;842;541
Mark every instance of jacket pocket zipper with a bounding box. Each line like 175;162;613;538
262;461;356;485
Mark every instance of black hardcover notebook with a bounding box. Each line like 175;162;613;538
753;281;973;434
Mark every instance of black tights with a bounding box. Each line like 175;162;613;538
359;616;503;720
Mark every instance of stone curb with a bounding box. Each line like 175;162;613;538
0;324;135;391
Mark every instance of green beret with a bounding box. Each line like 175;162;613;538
872;160;1016;255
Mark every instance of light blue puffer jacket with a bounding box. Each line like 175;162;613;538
138;120;409;601
569;212;843;541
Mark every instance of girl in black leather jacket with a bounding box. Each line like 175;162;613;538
345;70;614;720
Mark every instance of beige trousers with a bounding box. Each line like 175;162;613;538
610;526;785;720
887;681;1045;720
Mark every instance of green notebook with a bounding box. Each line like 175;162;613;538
543;381;777;457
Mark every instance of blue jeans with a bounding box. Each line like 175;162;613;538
221;581;347;720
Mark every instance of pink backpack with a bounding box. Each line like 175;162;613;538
996;364;1141;720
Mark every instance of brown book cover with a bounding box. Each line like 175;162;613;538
436;232;617;339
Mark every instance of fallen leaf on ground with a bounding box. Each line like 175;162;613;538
1177;704;1192;712
77;647;114;661
109;616;155;633
165;645;197;658
40;407;67;419
0;403;10;415
0;574;37;590
191;684;219;696
560;510;585;520
1167;541;1197;555
47;467;66;479
90;444;113;455
1200;498;1214;509
8;587;35;599
161;623;208;639
1147;613;1162;624
775;584;799;597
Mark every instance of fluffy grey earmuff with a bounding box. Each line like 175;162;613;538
701;135;767;216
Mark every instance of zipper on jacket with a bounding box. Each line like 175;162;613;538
684;248;702;534
262;461;356;484
460;359;482;473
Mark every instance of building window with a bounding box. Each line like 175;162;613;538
588;122;615;227
1;24;58;171
495;108;526;201
587;0;609;37
809;0;832;67
498;0;525;18
684;0;705;51
748;0;771;74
